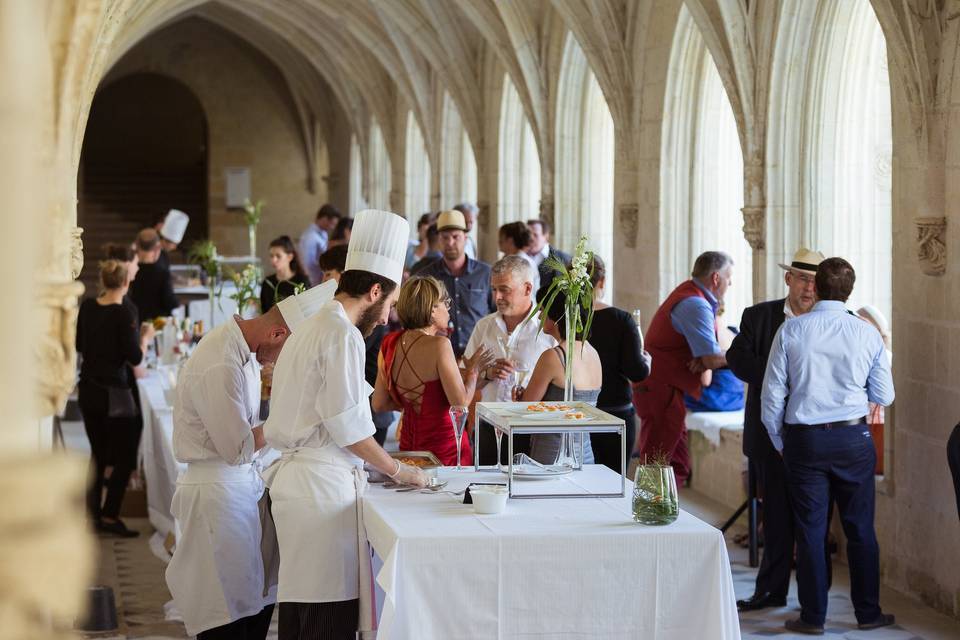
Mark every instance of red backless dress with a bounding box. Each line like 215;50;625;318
381;330;472;466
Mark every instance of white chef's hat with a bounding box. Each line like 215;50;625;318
344;209;409;284
160;209;190;244
276;279;337;332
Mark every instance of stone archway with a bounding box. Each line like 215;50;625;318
78;72;208;290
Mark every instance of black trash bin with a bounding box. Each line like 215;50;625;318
76;585;118;632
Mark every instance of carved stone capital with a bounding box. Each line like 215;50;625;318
0;453;93;637
915;216;946;276
34;279;85;417
618;203;639;249
70;227;83;280
741;206;766;251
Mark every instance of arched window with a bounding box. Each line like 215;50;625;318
405;111;431;223
806;0;892;322
661;7;750;325
555;34;615;302
440;92;478;207
367;121;391;211
349;133;366;214
498;75;541;226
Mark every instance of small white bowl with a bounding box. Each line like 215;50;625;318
471;486;508;514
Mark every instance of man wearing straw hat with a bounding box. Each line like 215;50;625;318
166;279;336;639
727;248;824;613
265;209;428;640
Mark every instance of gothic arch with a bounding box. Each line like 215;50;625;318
498;74;542;227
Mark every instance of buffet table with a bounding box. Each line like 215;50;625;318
363;465;741;640
137;366;184;538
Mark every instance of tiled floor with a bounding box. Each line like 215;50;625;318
64;417;959;639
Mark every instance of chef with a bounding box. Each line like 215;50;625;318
264;209;428;640
165;279;336;639
157;208;189;270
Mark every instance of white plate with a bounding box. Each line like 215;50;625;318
506;410;595;422
501;463;574;479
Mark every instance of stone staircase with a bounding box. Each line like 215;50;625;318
78;165;205;295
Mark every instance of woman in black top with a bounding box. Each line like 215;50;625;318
585;255;651;473
76;259;154;537
260;235;310;313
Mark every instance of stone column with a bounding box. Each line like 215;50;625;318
0;2;93;637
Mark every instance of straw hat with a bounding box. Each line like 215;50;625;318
778;248;826;275
436;210;467;232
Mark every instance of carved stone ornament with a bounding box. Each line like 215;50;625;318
0;454;93;638
70;227;83;280
478;201;491;233
618;203;639;249
915;216;946;276
35;280;85;417
741;206;766;251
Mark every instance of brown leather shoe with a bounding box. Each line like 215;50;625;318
785;618;824;635
858;613;895;630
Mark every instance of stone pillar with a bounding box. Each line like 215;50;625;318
0;2;93;636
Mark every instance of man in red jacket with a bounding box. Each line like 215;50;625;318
634;251;733;484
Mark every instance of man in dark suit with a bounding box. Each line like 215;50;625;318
726;248;824;611
526;219;571;286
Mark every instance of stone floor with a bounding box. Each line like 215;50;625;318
64;417;960;639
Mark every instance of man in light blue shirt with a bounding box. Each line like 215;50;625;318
299;204;342;286
760;257;895;634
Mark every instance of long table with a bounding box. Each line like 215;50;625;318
362;465;741;640
137;366;184;538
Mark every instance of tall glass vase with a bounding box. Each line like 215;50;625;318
555;296;579;468
248;225;257;259
207;278;216;329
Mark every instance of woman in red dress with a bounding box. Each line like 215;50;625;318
373;276;494;466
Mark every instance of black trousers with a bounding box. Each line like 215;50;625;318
279;600;358;640
77;380;142;520
784;424;880;626
591;408;636;473
198;604;275;640
948;423;960;520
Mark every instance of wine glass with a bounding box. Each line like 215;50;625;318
448;405;469;471
632;308;644;351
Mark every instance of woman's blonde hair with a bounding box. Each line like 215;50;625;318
396;276;446;329
99;259;129;293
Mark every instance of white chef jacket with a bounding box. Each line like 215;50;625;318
263;299;377;609
166;317;274;636
464;309;557;402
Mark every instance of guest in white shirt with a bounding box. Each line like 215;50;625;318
299;203;342;286
464;255;556;465
165;281;335;640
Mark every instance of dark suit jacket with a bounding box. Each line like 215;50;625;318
726;298;787;458
538;245;573;287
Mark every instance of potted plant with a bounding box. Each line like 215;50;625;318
188;239;221;329
242;198;264;258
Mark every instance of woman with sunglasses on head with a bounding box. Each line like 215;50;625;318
372;276;494;465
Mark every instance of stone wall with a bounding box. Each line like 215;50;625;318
104;17;345;261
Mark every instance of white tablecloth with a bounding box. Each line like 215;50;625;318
137;367;184;538
362;465;740;640
686;409;745;447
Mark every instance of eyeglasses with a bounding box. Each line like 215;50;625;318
437;298;452;310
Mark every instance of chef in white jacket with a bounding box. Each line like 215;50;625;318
265;209;428;640
166;280;336;639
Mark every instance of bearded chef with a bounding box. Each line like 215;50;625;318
264;209;428;640
165;279;337;639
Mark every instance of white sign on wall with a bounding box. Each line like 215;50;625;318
224;167;251;208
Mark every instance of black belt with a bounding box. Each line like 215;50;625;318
784;417;866;430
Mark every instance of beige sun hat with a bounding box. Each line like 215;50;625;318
436;210;467;232
778;248;826;275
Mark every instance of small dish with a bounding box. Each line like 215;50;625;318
471;486;508;514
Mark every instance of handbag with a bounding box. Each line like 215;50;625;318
106;385;137;419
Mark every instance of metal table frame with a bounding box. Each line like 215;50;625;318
473;401;626;499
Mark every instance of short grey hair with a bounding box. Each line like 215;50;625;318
492;255;535;286
691;251;734;279
454;202;479;216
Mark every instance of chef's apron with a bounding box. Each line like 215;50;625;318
265;446;375;634
165;460;276;637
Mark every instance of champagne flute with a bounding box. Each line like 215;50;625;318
448;405;469;471
632;309;644;351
